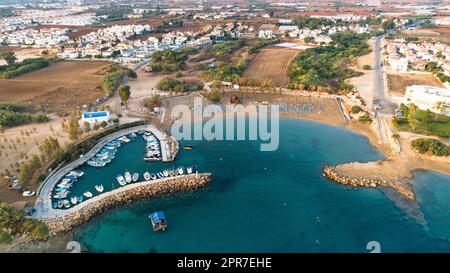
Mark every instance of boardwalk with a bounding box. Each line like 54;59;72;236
33;124;176;219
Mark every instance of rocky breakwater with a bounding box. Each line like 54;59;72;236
44;173;212;237
323;165;389;188
322;165;415;200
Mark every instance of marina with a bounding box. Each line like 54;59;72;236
34;124;178;219
47;128;191;210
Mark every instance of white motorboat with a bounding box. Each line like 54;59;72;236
83;191;93;198
163;170;169;177
71;197;78;205
143;172;151;181
124;171;132;183
186;167;193;174
22;191;35;197
95;184;104;193
69;170;84;177
178;167;184;175
150;173;157;180
63;200;70;208
116;175;126;186
132;173;139;182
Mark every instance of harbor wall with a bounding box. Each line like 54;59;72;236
43;173;212;237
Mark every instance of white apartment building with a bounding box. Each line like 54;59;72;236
404;85;450;116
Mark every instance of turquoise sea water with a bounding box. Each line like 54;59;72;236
73;118;450;252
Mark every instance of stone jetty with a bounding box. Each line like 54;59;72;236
322;165;415;200
43;173;212;237
323;165;389;188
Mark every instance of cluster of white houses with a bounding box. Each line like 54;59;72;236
258;22;371;43
386;39;450;74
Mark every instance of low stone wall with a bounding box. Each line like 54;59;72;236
323;165;389;188
44;173;212;237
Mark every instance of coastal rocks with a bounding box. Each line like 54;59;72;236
43;173;212;237
322;165;416;200
323;165;390;188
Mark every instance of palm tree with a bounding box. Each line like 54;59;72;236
434;101;443;121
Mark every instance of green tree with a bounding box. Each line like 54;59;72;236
0;51;17;65
68;114;81;142
38;136;62;161
118;85;131;103
83;121;91;132
434;101;444;121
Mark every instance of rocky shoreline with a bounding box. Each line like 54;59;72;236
43;173;212;237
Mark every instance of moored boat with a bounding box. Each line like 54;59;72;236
144;172;151;181
150;173;157;180
116;175;126;186
63;200;70;208
83;191;93;198
71;197;78;205
124;171;132;183
132;173;139;182
77;195;84;203
149;211;167;232
95;184;104;193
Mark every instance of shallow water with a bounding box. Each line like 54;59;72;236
73;118;450;252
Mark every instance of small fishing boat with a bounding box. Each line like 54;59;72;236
71;197;78;205
143;172;151;181
149;211;167;232
124;171;132;183
57;200;64;208
116;175;126;186
69;170;84;177
22;191;35;197
77;195;84;203
183;145;193;150
163;170;169;177
132;173;139;182
178;167;184;175
186;167;193;174
52;202;58;209
157;172;164;179
95;184;104;193
83;191;93;198
150;173;157;180
63;200;70;208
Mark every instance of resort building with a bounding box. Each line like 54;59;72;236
404;85;450;116
81;111;111;126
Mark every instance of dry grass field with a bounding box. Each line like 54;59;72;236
387;73;444;97
0;61;110;113
243;46;301;87
403;26;450;44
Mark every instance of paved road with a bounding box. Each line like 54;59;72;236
373;36;396;115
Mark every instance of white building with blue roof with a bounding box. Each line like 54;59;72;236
81;111;111;125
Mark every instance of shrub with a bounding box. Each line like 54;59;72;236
358;113;372;124
362;64;371;70
0;230;12;244
351;106;362;114
411;138;448;156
